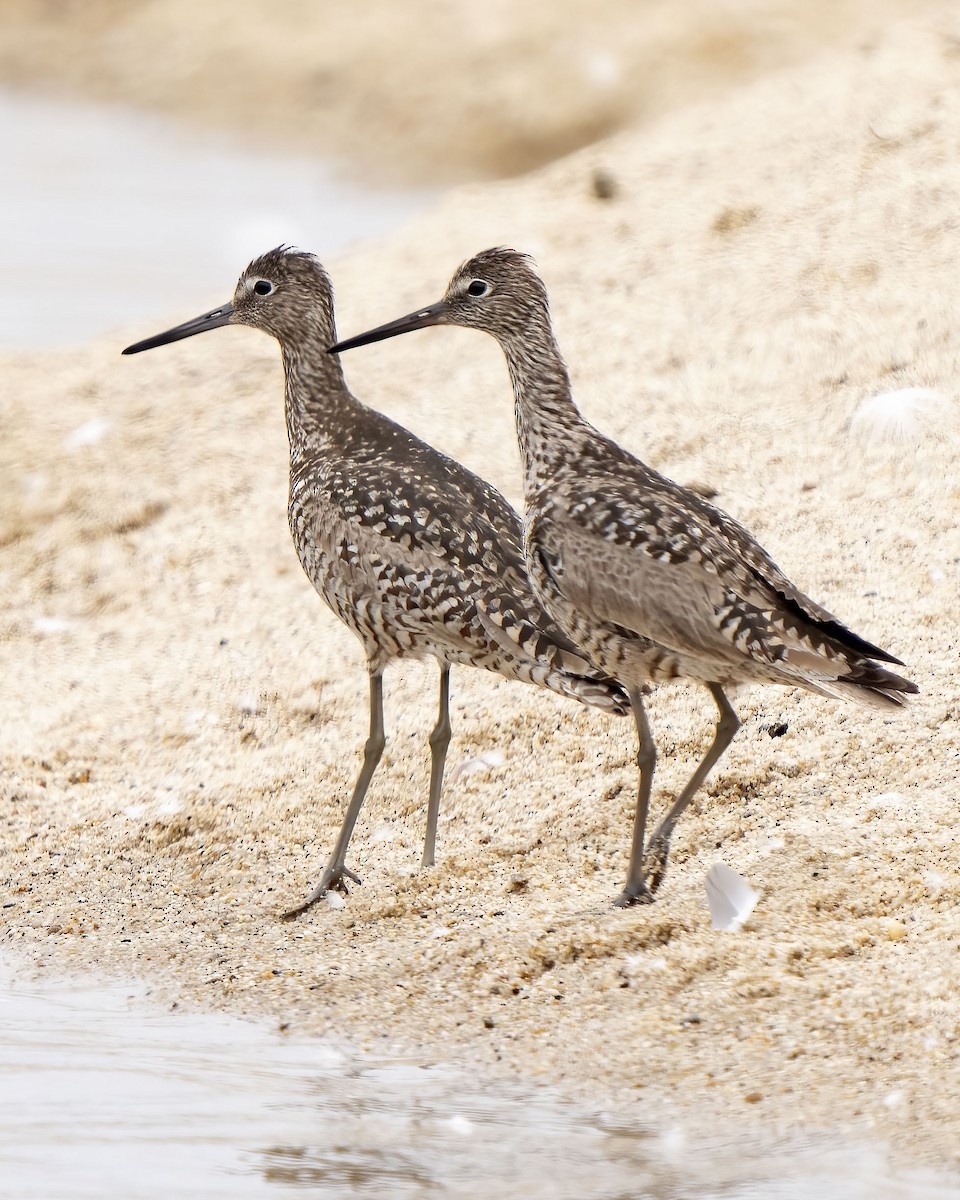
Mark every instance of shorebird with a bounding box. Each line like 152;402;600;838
122;248;629;916
329;247;919;906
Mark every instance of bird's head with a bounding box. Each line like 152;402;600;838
328;247;550;356
122;247;334;356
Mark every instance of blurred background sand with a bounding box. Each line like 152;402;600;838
2;0;960;1181
0;0;953;183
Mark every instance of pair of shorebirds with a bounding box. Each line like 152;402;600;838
123;247;917;916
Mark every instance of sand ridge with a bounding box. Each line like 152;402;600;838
2;21;960;1167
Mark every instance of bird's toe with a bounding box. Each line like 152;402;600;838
613;881;656;907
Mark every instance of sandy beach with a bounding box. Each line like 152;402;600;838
2;6;960;1173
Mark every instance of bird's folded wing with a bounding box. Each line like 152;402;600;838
300;458;528;588
536;472;900;665
317;492;579;666
535;497;866;671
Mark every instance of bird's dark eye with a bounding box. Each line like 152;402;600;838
253;280;273;296
467;279;489;297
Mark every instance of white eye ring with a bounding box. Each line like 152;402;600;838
466;279;490;297
253;279;273;296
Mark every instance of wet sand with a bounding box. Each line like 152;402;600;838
2;15;960;1173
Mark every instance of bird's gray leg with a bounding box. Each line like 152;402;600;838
422;664;452;869
282;672;386;919
614;687;657;907
643;683;740;894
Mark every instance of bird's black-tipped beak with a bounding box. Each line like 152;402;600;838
122;303;235;355
328;300;446;355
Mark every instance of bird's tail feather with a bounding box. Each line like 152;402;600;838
811;658;919;711
538;666;630;716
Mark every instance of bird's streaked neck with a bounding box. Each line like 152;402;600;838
494;317;587;497
278;323;354;456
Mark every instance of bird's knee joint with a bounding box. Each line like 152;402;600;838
429;722;451;751
636;744;657;773
363;733;386;762
720;712;741;739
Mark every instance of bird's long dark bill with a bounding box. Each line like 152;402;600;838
121;303;235;355
328;300;445;355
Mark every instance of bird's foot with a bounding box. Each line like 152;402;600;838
642;833;672;896
281;863;361;920
613;879;656;907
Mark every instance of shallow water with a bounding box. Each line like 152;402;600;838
0;89;431;349
2;959;959;1200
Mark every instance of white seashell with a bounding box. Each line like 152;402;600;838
705;863;760;931
849;388;953;449
451;747;506;782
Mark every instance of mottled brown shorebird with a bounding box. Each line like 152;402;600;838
122;248;629;915
329;247;918;906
